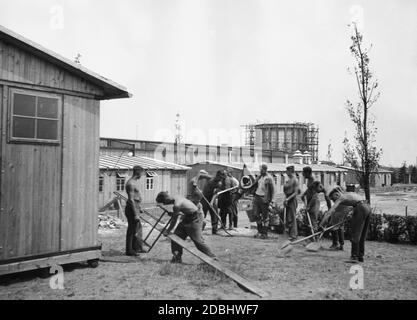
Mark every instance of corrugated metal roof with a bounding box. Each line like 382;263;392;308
100;154;190;171
338;166;393;174
246;163;347;173
191;161;244;170
0;25;131;100
191;161;347;173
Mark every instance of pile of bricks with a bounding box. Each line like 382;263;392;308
98;213;126;229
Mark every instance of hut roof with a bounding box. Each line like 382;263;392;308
99;154;190;171
0;25;131;100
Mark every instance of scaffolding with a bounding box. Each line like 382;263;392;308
242;122;319;162
306;123;319;163
242;123;256;147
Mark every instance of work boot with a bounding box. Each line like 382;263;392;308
260;233;268;240
347;255;359;263
358;256;364;262
254;233;262;239
337;245;344;251
126;252;140;257
171;252;182;264
329;243;338;250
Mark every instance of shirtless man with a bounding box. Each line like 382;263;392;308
301;166;332;233
156;192;216;263
320;187;371;262
283;166;299;241
125;166;146;256
187;170;212;205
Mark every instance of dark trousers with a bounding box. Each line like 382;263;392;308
230;198;238;228
202;198;218;232
220;203;237;228
253;195;269;235
331;228;345;246
285;199;298;240
350;202;371;259
172;213;215;258
125;205;144;254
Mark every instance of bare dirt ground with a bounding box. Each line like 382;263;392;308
1;209;416;300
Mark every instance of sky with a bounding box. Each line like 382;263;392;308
0;0;416;166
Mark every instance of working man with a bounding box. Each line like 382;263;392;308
320;187;371;262
252;163;275;239
226;169;240;229
187;170;212;205
201;170;226;234
283;166;299;241
301;166;332;234
156;191;216;263
124;166;146;256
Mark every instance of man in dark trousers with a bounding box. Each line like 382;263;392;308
226;169;240;229
156;191;216;263
283;166;299;241
201;170;226;234
252;163;275;239
320;187;371;262
301;166;332;234
124;166;146;256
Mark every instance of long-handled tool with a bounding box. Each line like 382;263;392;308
304;208;316;242
196;187;233;237
280;220;345;251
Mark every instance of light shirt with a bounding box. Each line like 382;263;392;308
256;175;268;196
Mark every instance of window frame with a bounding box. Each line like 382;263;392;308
146;177;154;191
99;176;104;193
8;88;62;145
116;176;126;191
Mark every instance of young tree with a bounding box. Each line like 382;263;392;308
343;24;382;203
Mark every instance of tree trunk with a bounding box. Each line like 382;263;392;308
363;173;371;204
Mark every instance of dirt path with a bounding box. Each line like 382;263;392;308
1;215;416;300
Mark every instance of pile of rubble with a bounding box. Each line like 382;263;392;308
98;213;126;230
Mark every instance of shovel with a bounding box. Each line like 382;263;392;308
279;221;345;252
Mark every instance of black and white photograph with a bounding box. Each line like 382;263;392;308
0;0;416;305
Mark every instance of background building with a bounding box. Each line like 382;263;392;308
99;154;190;209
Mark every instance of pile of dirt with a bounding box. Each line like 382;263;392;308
98;213;126;230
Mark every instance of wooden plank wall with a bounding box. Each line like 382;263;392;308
61;95;99;251
0;86;61;260
0;40;104;97
170;172;187;197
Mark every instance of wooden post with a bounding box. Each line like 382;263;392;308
405;206;408;217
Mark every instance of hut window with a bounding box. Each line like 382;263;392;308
146;178;154;190
116;177;126;191
99;176;104;192
10;90;60;143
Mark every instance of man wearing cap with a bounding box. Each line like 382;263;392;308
252;163;275;239
283;166;299;241
320;187;371;263
156;191;216;263
201;170;226;234
124;166;146;256
226;169;240;229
